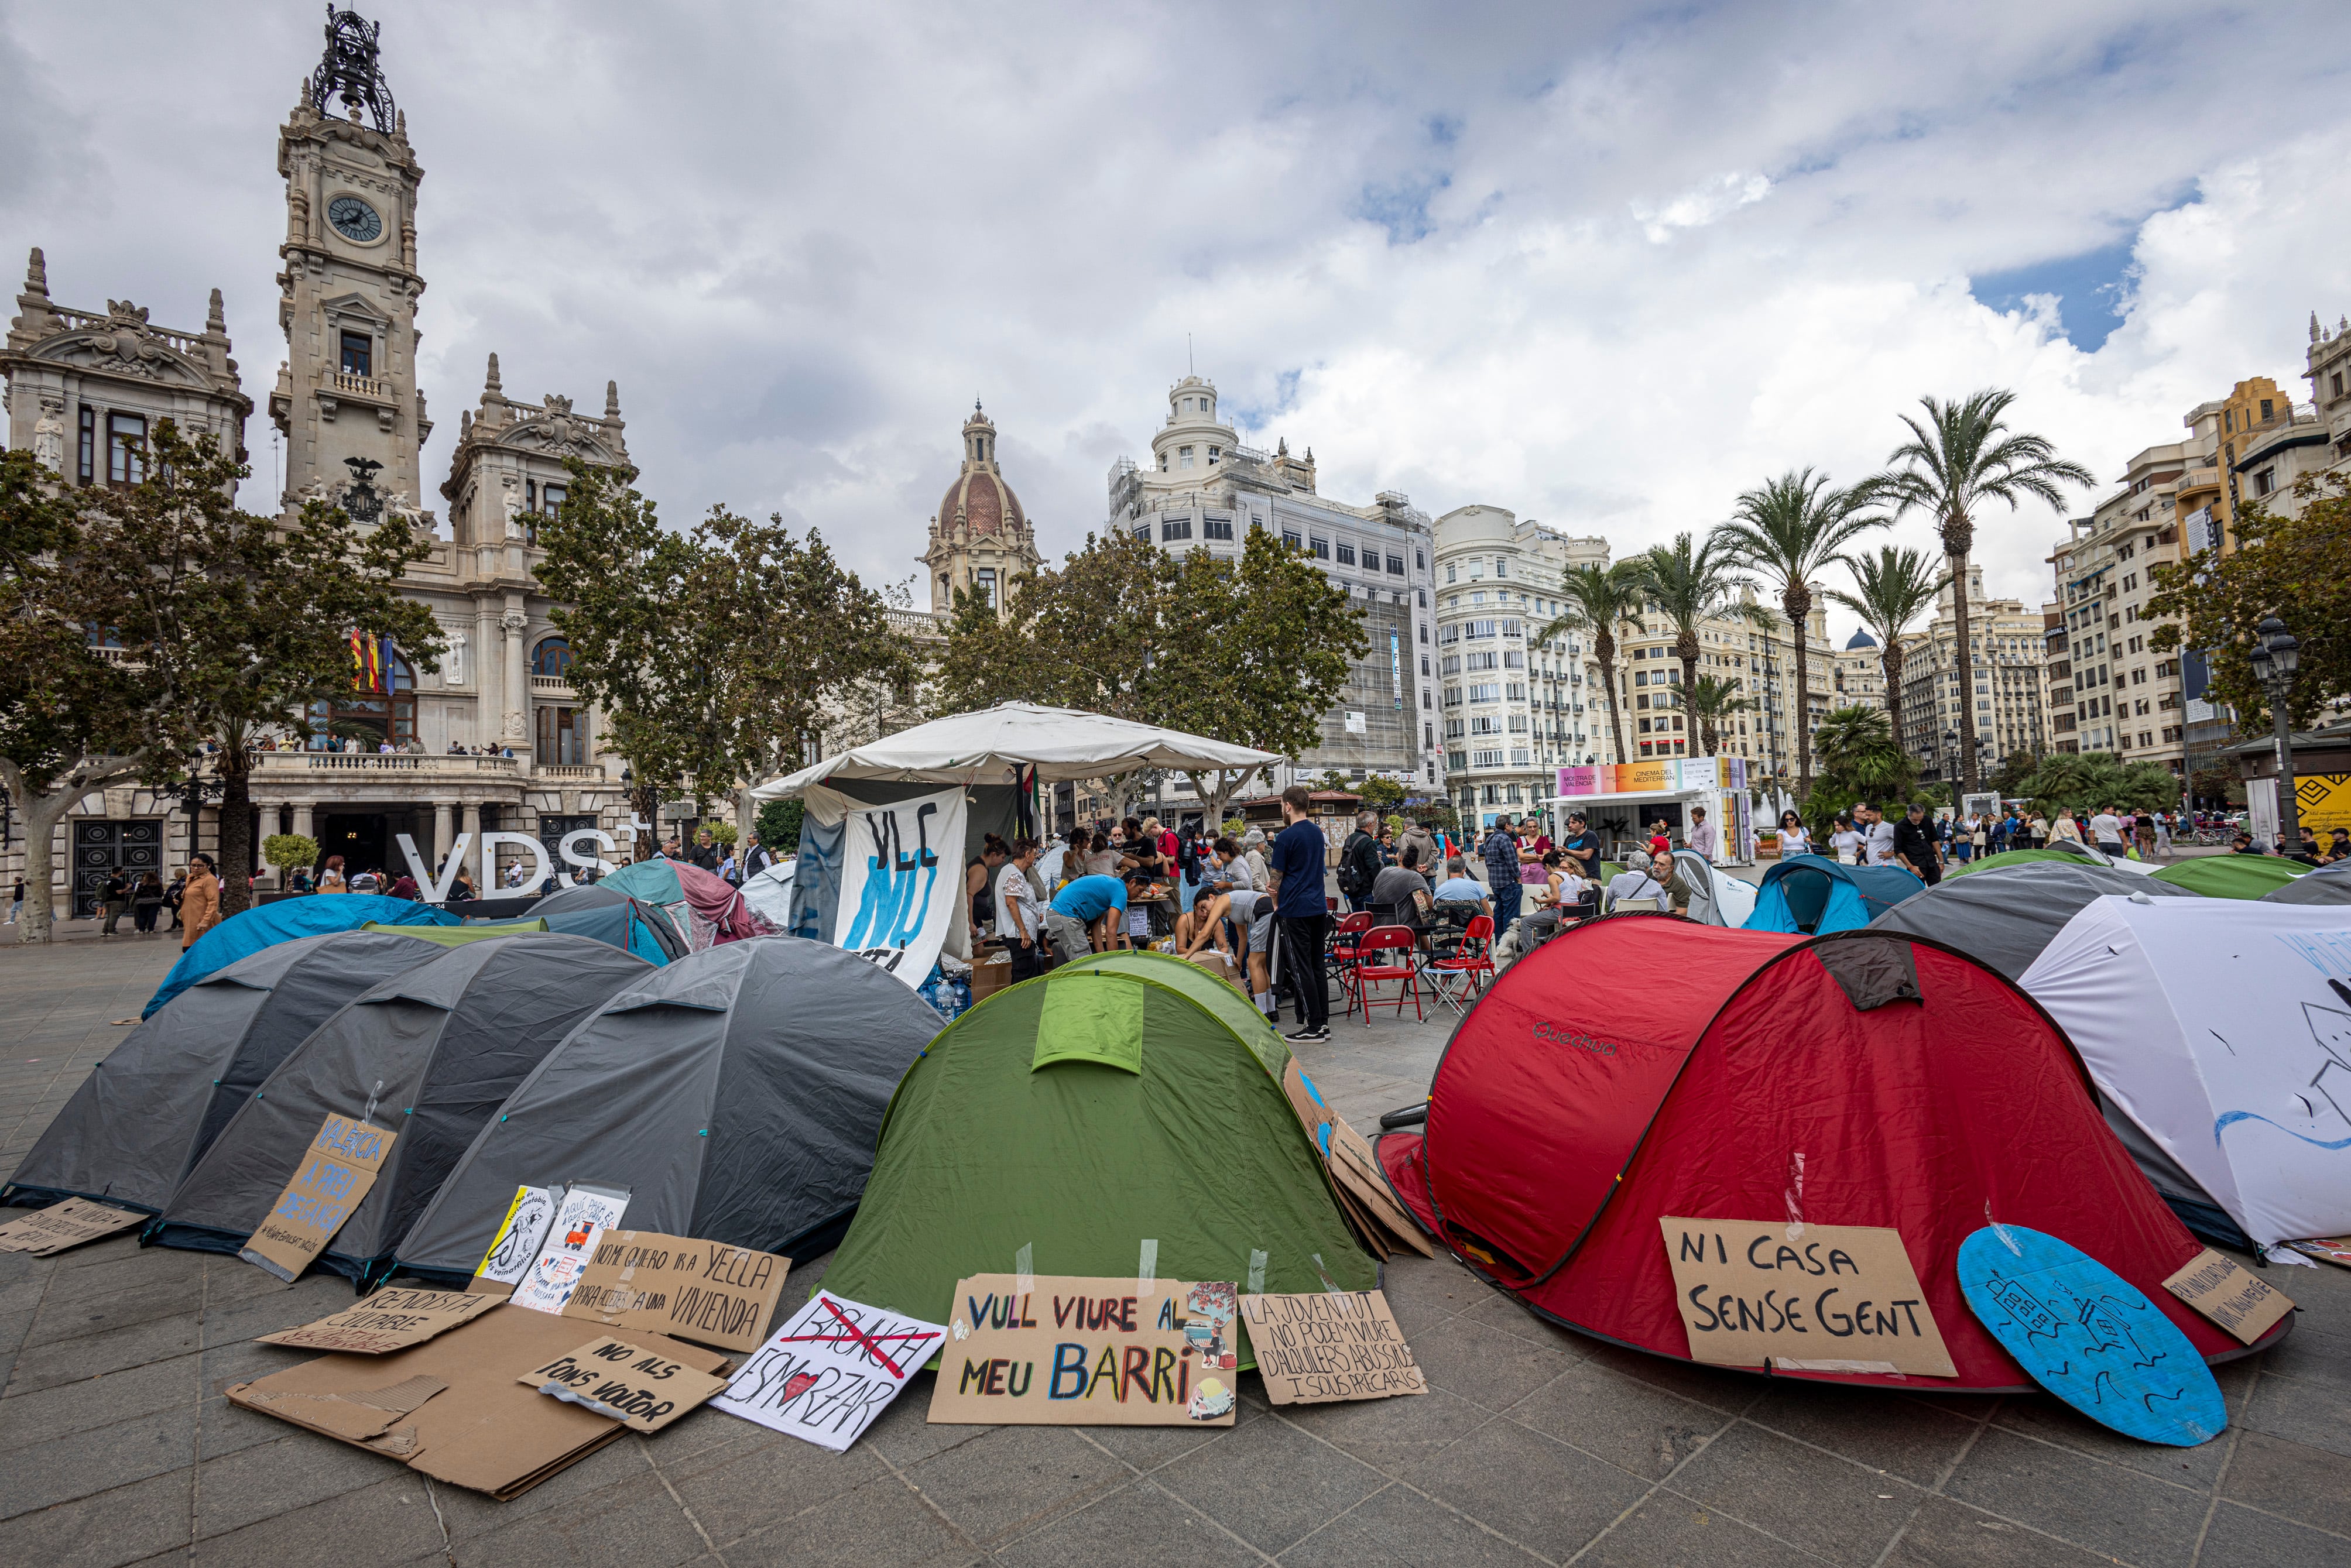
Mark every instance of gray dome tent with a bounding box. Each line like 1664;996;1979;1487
150;934;650;1283
1867;859;2200;980
2;931;445;1214
396;937;941;1283
2263;867;2351;905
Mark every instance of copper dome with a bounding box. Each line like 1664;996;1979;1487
938;404;1026;539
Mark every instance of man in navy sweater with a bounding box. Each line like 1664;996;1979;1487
1267;784;1331;1042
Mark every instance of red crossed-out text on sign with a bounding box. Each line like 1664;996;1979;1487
770;1296;938;1380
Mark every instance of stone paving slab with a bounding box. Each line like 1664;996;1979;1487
0;932;2346;1565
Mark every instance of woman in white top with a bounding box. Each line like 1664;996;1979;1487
2050;811;2085;845
1826;818;1864;864
996;839;1044;980
1777;811;1812;857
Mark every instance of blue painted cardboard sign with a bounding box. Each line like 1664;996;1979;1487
1958;1224;2225;1446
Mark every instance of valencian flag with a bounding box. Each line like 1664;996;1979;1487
348;630;388;694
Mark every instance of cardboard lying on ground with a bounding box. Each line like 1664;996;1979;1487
0;1196;145;1255
507;1182;629;1314
259;1285;503;1354
714;1290;948;1452
560;1230;790;1354
1657;1217;1957;1377
241;1113;397;1282
519;1335;730;1432
1279;1059;1436;1259
2287;1236;2351;1269
227;1303;730;1499
468;1184;560;1296
928;1275;1241;1427
2163;1248;2295;1346
1239;1290;1427;1404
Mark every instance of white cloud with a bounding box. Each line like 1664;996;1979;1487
4;1;2350;647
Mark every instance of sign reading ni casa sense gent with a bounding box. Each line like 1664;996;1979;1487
1658;1217;1956;1377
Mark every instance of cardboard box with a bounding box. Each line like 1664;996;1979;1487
227;1302;731;1499
0;1196;145;1255
969;953;1017;1000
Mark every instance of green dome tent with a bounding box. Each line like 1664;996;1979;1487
1949;844;2150;879
2148;855;2306;899
820;951;1375;1341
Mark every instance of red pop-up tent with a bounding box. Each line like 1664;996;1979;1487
1377;915;2283;1390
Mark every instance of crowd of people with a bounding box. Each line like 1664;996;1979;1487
1778;802;2208;887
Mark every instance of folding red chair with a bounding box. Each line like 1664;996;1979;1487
1354;925;1423;1024
1422;914;1495;1015
1327;911;1373;1017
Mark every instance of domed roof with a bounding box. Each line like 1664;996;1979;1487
938;403;1026;540
1844;627;1880;650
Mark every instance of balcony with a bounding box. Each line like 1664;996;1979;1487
252;752;519;776
534;764;604;780
317;368;399;433
530;673;575;698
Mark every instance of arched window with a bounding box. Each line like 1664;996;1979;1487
532;636;573;679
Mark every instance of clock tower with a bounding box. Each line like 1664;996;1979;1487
269;8;430;525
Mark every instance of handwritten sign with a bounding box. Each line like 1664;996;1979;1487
1657;1217;1956;1377
2163;1248;2294;1346
561;1230;791;1354
469;1185;558;1293
0;1196;145;1255
241;1114;397;1282
508;1183;629;1315
1239;1291;1427;1405
259;1285;503;1354
926;1274;1241;1427
520;1336;729;1433
712;1291;947;1452
834;784;967;988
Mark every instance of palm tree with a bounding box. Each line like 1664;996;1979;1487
1713;469;1886;797
1685;673;1757;754
1826;545;1947;732
1876;390;2092;792
1639;532;1763;756
1535;560;1646;766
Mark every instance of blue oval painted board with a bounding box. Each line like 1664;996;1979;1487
1958;1225;2224;1447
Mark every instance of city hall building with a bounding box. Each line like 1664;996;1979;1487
2;11;633;912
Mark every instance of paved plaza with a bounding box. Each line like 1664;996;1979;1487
2;932;2348;1566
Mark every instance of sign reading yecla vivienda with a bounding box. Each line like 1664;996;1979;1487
928;1275;1242;1426
561;1230;791;1354
241;1113;397;1281
1658;1217;1956;1377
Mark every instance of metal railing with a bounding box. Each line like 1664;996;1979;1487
252;752;519;774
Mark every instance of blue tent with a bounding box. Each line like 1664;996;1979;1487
523;901;677;966
142;895;460;1018
1742;854;1925;935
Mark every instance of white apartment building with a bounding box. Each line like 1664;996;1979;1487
1107;375;1442;812
1893;567;2050;783
2049;445;2191;764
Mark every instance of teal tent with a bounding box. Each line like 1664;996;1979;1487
143;895;460;1019
1742;854;1924;934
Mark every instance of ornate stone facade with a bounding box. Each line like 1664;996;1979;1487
922;402;1041;617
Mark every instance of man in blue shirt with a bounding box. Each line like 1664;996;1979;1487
1481;814;1524;938
1267;784;1331;1041
1046;874;1127;964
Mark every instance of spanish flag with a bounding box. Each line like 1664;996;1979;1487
349;630;385;692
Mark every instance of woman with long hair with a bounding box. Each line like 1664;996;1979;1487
1777;809;1811;857
317;854;349;893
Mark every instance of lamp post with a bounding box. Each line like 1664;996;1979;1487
2250;615;2301;850
1941;727;1958;804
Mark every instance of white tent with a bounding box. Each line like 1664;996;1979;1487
751;702;1277;797
736;859;796;929
1668;849;1758;927
2020;895;2351;1250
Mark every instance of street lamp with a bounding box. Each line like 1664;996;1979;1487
2249;615;2301;850
1941;728;1958;799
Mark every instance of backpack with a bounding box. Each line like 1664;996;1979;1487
1338;832;1380;901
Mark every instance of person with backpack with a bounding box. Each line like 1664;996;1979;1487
1480;814;1524;937
1338;810;1385;914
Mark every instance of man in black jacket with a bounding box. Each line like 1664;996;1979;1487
1339;810;1386;913
1892;803;1942;886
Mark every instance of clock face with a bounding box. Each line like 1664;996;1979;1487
327;195;383;243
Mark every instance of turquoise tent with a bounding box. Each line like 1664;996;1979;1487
143;895;460;1018
1742;854;1924;935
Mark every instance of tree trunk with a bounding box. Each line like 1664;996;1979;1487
629;784;660;862
1785;584;1814;798
217;756;255;918
1676;632;1701;753
1596;634;1627;765
0;754;146;945
1942;512;1979;794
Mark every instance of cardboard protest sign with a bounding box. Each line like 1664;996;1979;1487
1279;1059;1435;1259
1657;1217;1956;1377
507;1182;629;1315
1239;1291;1427;1404
927;1275;1242;1427
2163;1248;2295;1346
259;1285;503;1354
2287;1235;2351;1269
241;1113;397;1282
0;1196;145;1255
561;1230;791;1354
227;1303;731;1499
519;1336;729;1432
468;1185;559;1295
713;1291;948;1452
835;784;967;988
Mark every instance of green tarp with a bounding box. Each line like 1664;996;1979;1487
2147;855;2306;899
820;951;1375;1350
365;918;547;945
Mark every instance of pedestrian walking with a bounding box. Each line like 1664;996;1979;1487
132;872;164;934
178;856;221;950
99;867;131;935
1687;807;1719;863
6;876;20;925
1269;785;1332;1042
1777;810;1811;858
317;855;349;893
1480;813;1524;939
1861;803;1898;867
2133;808;2157;860
2088;804;2127;860
1893;803;1942;886
2154;812;2174;857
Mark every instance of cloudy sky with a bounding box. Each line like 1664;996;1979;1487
6;2;2350;637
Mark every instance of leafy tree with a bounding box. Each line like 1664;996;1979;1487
534;460;914;859
4;424;442;936
1875;389;2092;793
755;797;804;856
1534;560;1647;764
1806;704;1921;832
261;834;319;877
1640;531;1763;698
1715;469;1885;795
1356;775;1406;811
2016;751;2178;813
1826;545;1946;722
2146;475;2351;729
1685;673;1757;754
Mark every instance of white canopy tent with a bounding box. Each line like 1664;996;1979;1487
751;702;1277;798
